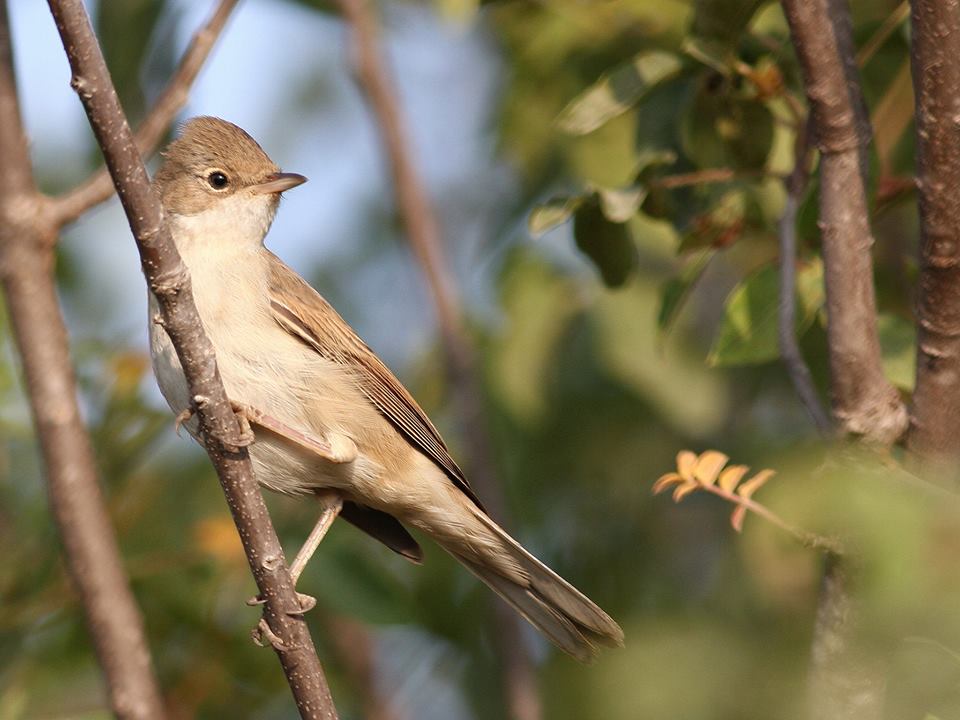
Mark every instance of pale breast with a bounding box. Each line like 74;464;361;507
147;239;406;497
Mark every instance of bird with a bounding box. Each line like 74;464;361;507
148;116;623;662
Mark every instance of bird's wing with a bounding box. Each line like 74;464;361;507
266;253;483;509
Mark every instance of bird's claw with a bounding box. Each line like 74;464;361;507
252;618;286;650
173;407;194;437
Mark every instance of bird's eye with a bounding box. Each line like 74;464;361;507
207;171;229;190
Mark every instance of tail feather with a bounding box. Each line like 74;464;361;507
433;501;624;662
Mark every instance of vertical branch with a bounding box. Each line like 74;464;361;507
781;0;907;445
778;119;832;435
780;1;895;718
335;2;541;718
905;0;960;468
807;555;886;720
45;1;338;717
0;2;165;718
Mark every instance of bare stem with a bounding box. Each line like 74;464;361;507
46;1;337;716
334;1;540;718
781;0;907;445
50;0;238;226
0;2;165;717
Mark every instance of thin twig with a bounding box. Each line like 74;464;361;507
650;167;778;189
45;2;337;717
781;0;907;445
0;2;165;717
778;119;832;435
696;483;842;555
335;2;540;718
50;0;238;226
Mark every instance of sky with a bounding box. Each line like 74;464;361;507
8;0;509;367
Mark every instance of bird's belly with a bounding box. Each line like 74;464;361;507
148;296;398;498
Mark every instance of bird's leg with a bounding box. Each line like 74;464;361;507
249;490;343;647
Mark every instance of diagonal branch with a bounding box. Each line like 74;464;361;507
50;0;238;226
335;2;540;718
905;0;960;469
0;2;165;718
45;1;338;717
781;0;907;446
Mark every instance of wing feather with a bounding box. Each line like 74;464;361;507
266;254;483;509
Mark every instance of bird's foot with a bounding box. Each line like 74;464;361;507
173;406;194;437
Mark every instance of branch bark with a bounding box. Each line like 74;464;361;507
50;0;238;226
905;0;960;469
46;1;338;717
781;0;907;445
806;555;886;720
335;2;541;718
0;2;165;717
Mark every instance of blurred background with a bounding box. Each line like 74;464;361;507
4;0;960;718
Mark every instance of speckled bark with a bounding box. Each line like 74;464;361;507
906;0;960;471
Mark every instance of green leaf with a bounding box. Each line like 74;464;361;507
877;313;916;391
558;51;683;135
573;201;638;288
658;250;716;333
708;259;824;366
528;195;584;236
682;81;775;170
96;0;165;123
598;186;647;223
691;0;766;46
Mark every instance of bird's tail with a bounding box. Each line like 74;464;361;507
427;495;624;663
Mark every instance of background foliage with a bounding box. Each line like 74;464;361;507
3;1;957;718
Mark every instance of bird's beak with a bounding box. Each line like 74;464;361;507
250;172;308;195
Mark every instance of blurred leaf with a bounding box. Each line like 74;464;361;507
708;259;824;366
683;37;735;75
96;0;164;122
490;255;580;423
658;250;715;334
678;450;697;480
528;195;584;236
718;464;749;492
573;201;638;288
594;281;730;433
682;82;774;170
694;450;728;485
878;313;916;390
872;59;914;176
691;0;766;46
679;190;748;252
558;51;682;135
598;186;647;223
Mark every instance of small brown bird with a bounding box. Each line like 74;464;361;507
149;116;623;661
